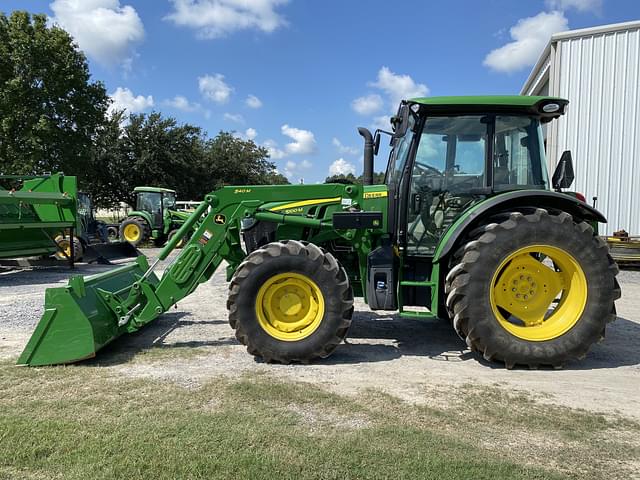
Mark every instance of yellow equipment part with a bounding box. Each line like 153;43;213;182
54;235;82;262
123;223;141;243
255;272;325;341
490;245;587;341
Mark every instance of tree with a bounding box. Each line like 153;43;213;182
0;11;109;176
325;173;358;184
86;112;208;207
204;132;287;187
87;113;289;208
324;172;385;184
262;170;290;185
0;12;288;206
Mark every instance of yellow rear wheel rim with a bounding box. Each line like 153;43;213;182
490;245;587;341
256;272;325;341
123;224;141;242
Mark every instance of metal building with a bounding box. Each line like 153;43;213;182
521;20;640;235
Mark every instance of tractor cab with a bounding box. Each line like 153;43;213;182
133;187;176;229
381;96;567;256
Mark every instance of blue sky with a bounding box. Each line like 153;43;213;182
2;0;639;185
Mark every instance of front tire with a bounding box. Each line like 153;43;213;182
120;217;149;247
106;226;119;242
228;240;353;363
167;229;188;248
445;209;620;368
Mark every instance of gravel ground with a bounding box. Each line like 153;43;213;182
1;249;639;419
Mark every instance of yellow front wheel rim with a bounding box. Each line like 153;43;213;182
256;272;325;341
490;245;588;341
123;224;141;242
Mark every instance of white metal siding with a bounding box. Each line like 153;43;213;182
552;27;640;235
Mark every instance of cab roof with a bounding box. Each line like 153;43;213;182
408;95;569;119
133;186;176;194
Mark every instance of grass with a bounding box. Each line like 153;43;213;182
0;361;638;480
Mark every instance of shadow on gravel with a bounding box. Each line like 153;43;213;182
468;316;640;371
323;312;640;371
37;291;639;371
89;312;239;366
0;264;118;287
320;311;474;365
562;316;640;370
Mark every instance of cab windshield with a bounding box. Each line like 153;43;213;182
385;111;550;256
385;114;549;192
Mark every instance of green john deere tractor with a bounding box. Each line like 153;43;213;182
19;95;620;369
119;186;191;247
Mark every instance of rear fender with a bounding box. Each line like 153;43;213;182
433;190;606;264
126;210;152;228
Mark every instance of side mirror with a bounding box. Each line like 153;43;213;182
390;104;410;137
373;131;381;156
552;150;574;190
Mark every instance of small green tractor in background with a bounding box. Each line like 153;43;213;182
19;96;620;369
119;186;191;247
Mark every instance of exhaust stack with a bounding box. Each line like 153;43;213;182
358;127;374;185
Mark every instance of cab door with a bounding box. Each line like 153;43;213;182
136;192;163;228
404;115;488;256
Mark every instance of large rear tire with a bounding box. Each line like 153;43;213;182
445;209;620;369
228;240;353;363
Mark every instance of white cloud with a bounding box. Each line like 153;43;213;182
283;159;312;180
369;67;429;106
245;94;263;109
232;128;257;141
332;138;359;156
281;124;316;155
108;87;153;115
245;127;257;140
164;95;200;112
224;112;244;123
545;0;602;12
262;125;316;160
372;115;391;131
351;94;383;115
49;0;144;67
484;11;568;73
165;0;288;39
199;73;233;103
329;158;356;177
264;139;286;159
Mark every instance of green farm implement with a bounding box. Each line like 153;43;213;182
0;173;138;266
19;96;620;368
0;174;77;265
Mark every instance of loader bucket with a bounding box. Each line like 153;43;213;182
17;256;160;366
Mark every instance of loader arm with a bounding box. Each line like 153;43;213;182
18;183;361;366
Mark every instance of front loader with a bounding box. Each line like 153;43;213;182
18;96;620;369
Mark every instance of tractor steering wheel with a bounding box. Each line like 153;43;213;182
414;161;443;177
